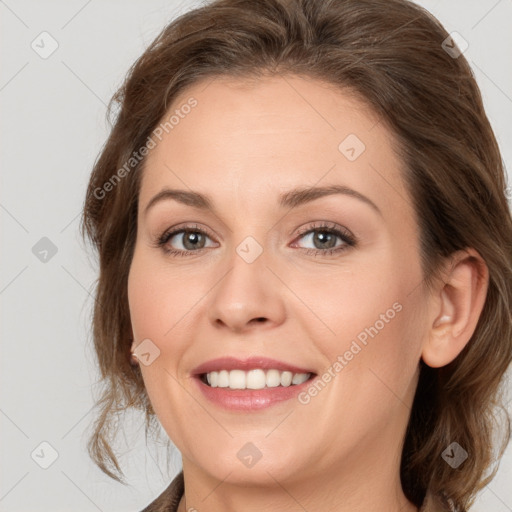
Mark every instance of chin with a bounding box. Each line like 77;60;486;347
188;438;309;487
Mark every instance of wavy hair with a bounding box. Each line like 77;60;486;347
80;0;512;509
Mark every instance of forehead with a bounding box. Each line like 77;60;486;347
138;74;411;219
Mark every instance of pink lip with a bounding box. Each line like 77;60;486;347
191;356;314;376
191;356;316;411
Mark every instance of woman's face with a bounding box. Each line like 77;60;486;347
128;74;432;486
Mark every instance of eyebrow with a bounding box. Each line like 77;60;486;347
143;184;382;217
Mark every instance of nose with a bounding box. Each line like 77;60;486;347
207;244;287;333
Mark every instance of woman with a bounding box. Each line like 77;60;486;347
80;0;512;511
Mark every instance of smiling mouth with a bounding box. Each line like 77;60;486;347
199;368;315;390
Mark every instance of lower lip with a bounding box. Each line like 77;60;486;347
194;375;315;411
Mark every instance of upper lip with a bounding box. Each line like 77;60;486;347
192;356;316;376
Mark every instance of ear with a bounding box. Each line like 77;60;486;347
421;248;489;368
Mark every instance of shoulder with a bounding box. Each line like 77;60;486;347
139;471;184;512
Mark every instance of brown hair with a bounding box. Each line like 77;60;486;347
80;0;512;509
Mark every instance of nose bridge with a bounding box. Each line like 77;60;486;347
207;232;285;331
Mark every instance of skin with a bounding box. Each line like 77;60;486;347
127;74;489;512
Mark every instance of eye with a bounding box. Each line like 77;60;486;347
291;221;356;256
155;224;217;257
153;221;357;258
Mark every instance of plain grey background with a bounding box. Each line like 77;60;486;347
1;0;511;510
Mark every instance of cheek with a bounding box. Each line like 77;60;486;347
298;252;423;395
288;253;405;344
127;250;188;342
333;290;424;418
127;266;166;342
127;254;190;433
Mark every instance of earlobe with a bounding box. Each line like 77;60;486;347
129;330;139;366
421;249;489;368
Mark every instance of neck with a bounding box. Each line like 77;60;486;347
177;445;419;512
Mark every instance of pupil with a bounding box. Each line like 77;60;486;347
184;232;203;250
315;231;335;249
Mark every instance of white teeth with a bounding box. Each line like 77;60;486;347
266;369;281;387
203;369;311;390
218;370;229;387
280;371;293;387
246;369;266;389
229;369;246;389
292;373;309;385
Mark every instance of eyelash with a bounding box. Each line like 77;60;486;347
153;221;357;258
